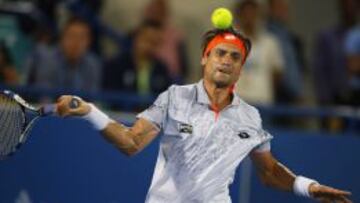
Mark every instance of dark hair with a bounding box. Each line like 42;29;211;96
201;27;252;60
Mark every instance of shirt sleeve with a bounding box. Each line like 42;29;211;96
136;89;170;130
253;141;271;152
253;129;273;153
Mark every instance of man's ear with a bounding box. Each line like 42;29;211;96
201;55;207;66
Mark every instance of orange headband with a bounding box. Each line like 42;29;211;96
203;32;247;64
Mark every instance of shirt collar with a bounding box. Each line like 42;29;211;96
195;79;242;106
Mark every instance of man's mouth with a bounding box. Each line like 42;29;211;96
217;67;232;74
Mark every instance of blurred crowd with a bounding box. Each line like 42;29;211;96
0;0;359;117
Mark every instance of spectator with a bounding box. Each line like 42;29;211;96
233;0;284;105
103;20;172;96
266;0;304;105
0;42;19;85
312;0;358;106
142;0;188;84
24;17;102;92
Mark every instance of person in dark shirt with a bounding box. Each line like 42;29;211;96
103;20;172;95
24;17;102;92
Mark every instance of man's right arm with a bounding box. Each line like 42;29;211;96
101;118;160;156
56;95;161;156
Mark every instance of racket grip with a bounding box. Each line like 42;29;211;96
69;97;80;109
41;104;56;115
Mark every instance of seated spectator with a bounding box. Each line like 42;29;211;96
266;0;304;105
0;41;19;85
24;17;102;92
103;20;172;96
312;0;358;132
233;0;284;105
312;0;358;106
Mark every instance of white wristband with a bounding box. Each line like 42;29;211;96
293;176;319;198
82;104;113;130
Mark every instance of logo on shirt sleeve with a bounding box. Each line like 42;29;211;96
178;123;193;134
238;131;250;139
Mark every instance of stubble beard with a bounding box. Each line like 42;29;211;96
213;76;232;88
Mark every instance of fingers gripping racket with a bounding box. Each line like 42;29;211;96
0;90;79;160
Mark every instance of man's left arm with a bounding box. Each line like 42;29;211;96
250;151;352;203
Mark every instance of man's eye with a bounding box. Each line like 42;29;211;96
231;53;241;61
216;49;226;57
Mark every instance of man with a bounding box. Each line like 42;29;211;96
312;0;358;131
25;17;102;92
313;0;358;106
56;27;351;203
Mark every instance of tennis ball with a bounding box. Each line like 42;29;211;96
211;8;233;29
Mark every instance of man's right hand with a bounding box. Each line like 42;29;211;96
56;95;91;117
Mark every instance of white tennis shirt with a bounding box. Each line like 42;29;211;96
137;80;273;203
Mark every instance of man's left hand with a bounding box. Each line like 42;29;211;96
309;183;352;203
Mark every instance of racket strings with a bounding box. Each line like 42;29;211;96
0;94;25;157
0;95;14;156
2;104;18;156
1;99;23;157
7;103;23;154
0;95;14;155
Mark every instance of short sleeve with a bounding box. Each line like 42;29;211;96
253;141;271;152
136;89;169;130
253;129;273;153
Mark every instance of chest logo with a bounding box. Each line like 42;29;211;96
238;131;250;139
178;123;193;134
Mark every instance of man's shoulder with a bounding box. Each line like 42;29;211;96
167;83;197;99
237;98;262;127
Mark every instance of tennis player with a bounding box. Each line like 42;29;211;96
56;27;352;203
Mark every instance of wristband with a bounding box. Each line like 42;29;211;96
293;176;319;198
82;104;113;130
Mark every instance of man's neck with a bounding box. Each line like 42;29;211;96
203;79;233;111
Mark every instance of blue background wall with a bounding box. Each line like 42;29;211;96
0;117;359;203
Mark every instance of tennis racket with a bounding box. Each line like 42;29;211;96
0;90;79;160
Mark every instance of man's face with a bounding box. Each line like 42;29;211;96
61;23;91;61
202;43;244;88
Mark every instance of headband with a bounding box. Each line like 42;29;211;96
203;32;247;64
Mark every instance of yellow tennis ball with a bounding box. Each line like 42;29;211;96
211;8;233;29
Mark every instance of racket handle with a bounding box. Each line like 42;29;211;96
69;97;80;109
41;104;56;115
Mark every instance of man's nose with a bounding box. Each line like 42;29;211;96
221;53;233;65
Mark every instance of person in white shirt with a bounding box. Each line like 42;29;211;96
234;0;284;105
56;27;352;203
